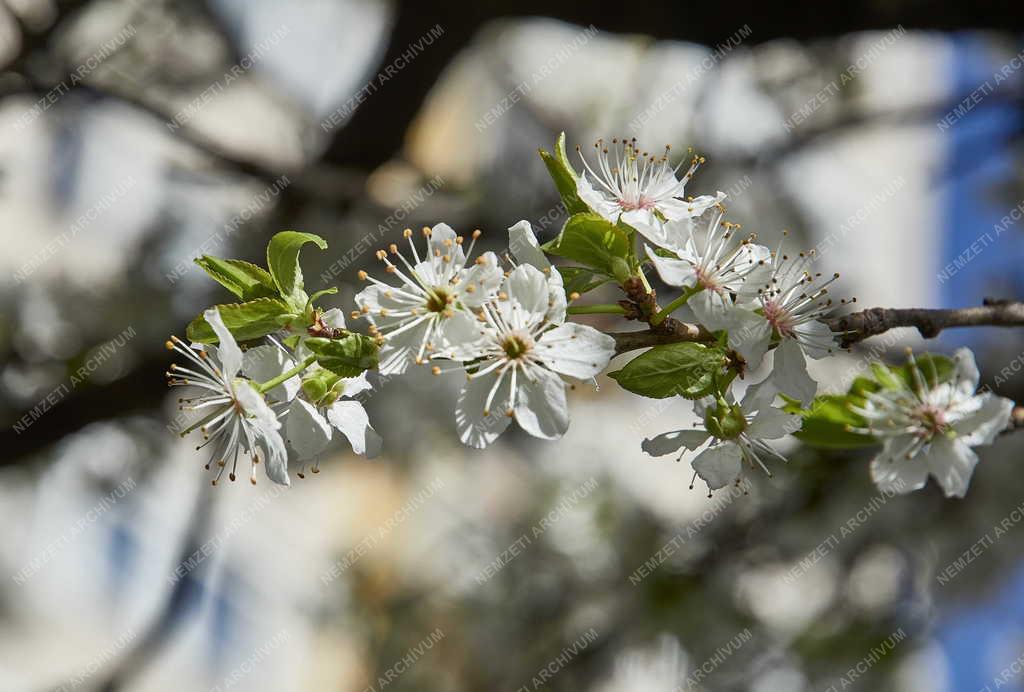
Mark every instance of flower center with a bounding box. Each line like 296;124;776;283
695;266;722;293
763;300;796;338
501;331;534;360
425;287;451;313
912;404;948;439
618;195;656;212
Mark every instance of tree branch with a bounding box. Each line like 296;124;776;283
610;299;1024;354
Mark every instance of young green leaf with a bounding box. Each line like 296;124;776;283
785;395;877;449
305;334;379;377
194;256;278;301
539;132;589;215
557;266;614;297
608;342;727;399
544;213;632;280
266;231;328;309
186;297;295;344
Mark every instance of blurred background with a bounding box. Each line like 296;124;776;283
1;1;1023;690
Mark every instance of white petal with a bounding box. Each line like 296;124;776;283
536;322;616;379
287;398;333;459
576;173;620;222
689;288;735;332
642;430;711;456
955;392;1014;446
243;345;300;402
513;366;570;441
747;405;802;440
455;370;512;449
793;319;837;360
321;307;346;330
426;223;466;283
692;444;744;490
377;318;432;375
338;371;374;399
924;436;979;498
500;264;551;327
260;427;291;486
233;379;280;431
951;347;981;394
545;268;567;324
869;435;929;495
645;245;698;288
354;284;418;329
659;191;726;221
204;307;243;379
727;309;772;367
508;220;550;270
327;400;381;457
456;251;503;308
771;339;818;405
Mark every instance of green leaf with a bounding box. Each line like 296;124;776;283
193;256;278;301
186;297;294;344
305;334;379;377
543;213;632;280
786;395;877;449
892;354;955;391
557;266;614;297
608;342;727;399
266;231;328;309
539;132;589;215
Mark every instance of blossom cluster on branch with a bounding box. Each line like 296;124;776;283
166;133;1017;499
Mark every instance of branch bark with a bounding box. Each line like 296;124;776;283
611;300;1024;354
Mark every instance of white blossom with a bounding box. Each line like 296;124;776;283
167;308;290;486
642;380;801;492
850;348;1013;498
576;137;724;245
354;223;503;375
438;263;615;449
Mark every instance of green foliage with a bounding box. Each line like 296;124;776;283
608;342;728;399
301;367;342;404
305;334;379;377
194;257;278;301
557;266;614;297
266;231;328;311
543;213;632;282
539;132;589;215
186;298;295;344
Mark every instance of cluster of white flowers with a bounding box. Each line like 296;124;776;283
579;136;1012;496
168;307;380;486
352;222;617;449
167;134;1016;499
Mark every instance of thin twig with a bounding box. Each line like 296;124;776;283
611;300;1024;354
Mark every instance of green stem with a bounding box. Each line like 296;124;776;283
650;286;698;326
256;354;316;393
636;267;653;293
567;303;628;316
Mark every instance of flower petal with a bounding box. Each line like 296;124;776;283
287;398;333;459
508;220;551;270
321;307;346;330
925;436;979;498
771;338;818;405
869;435;929;495
260;427;291;486
747;405;802;440
456;251;503;308
793;319;836;360
233;379;280;431
204;307;243;379
498;264;551;328
645;245;698;288
576;173;621;222
513;366;570;441
327;400;381;457
642;430;712;456
536;322;616;380
955;392;1014;446
692;443;743;490
455;369;512;449
727;309;772;367
689;288;735;332
952;347;981;394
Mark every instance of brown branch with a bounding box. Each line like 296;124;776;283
611;299;1024;354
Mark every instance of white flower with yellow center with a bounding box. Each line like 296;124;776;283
166;307;290;486
850;348;1013;498
353;223;503;375
642;381;801;493
438;263;616;449
576;137;725;245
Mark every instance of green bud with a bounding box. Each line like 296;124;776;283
704;402;747;440
301;368;341;404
